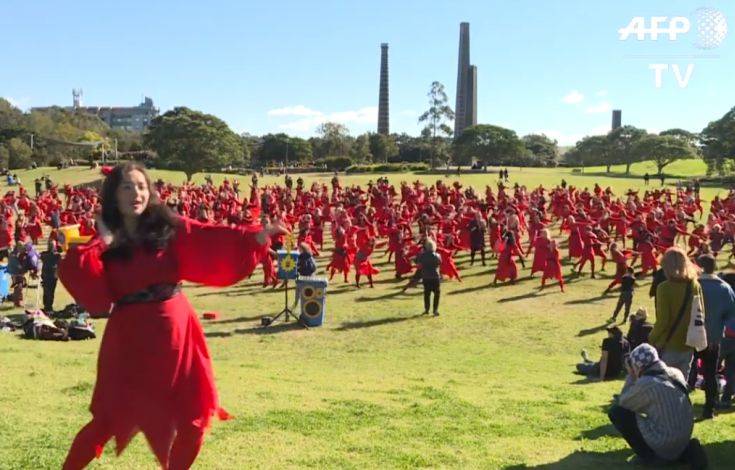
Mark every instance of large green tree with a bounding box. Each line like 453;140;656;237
349;133;372;162
394;133;431;163
144;107;243;181
0;137;33;169
313;122;352;158
257;133;312;165
633;134;697;175
607;125;646;174
700;107;735;175
368;132;398;163
569;135;611;171
522;134;559;167
418;81;454;168
453;124;524;166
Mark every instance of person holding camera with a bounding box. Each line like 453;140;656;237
608;344;707;468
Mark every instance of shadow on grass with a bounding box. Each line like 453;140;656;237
205;321;305;337
206;314;266;325
577;323;610;337
508;438;735;469
354;289;413;302
335;314;425;331
503;448;631;469
565;293;609;305
576;423;618;440
498;290;552;303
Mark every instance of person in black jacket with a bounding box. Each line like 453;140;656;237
415;239;442;316
40;241;62;313
627;308;654;350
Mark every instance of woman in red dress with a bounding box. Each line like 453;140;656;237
541;239;565;292
527;228;550;277
59;163;284;470
494;231;523;284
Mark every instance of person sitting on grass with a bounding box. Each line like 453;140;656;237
577;325;629;381
610;267;637;324
414;239;442;316
626;308;653;350
608;344;707;468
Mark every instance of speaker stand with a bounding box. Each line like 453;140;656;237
269;279;308;328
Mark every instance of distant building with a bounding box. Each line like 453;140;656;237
612;109;622;130
454;22;478;138
377;43;390;135
32;90;159;132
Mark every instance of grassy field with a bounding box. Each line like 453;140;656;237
0;163;734;469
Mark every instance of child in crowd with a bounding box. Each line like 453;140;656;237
610;267;636;324
626;308;653;350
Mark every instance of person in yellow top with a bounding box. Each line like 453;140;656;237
649;247;705;378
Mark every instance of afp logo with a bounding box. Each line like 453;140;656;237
618;7;728;49
618;7;728;88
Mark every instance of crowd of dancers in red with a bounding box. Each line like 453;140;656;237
2;171;731;297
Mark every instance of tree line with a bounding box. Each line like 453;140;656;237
2;83;734;179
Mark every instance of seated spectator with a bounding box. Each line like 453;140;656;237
608;344;707;467
577;326;629;380
627;308;653;350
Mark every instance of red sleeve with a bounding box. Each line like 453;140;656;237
172;217;269;287
58;238;113;317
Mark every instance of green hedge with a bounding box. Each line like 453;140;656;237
345;162;429;173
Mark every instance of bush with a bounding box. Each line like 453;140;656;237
318;156;353;171
345;162;429;173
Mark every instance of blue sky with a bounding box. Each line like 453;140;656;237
1;0;732;144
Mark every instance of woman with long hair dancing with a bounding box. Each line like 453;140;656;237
60;163;285;470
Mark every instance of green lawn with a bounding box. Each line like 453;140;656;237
0;164;733;469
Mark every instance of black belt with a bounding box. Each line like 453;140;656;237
115;283;182;306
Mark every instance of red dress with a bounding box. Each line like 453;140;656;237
495;243;519;282
543;246;563;280
528;236;549;275
58;218;267;465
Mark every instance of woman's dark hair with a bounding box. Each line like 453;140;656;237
101;162;178;261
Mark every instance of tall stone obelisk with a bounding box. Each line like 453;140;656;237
378;43;390;135
454;23;470;137
454;23;477;138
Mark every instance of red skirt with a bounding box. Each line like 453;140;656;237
495;253;518;281
91;293;229;457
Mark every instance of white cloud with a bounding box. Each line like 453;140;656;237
400;109;418;117
562;90;584;104
596;89;608;97
585;101;612;114
270;106;378;135
267;105;322;117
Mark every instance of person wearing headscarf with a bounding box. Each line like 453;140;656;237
607;344;707;467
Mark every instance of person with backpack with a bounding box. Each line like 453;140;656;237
649;247;704;378
608;344;707;468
